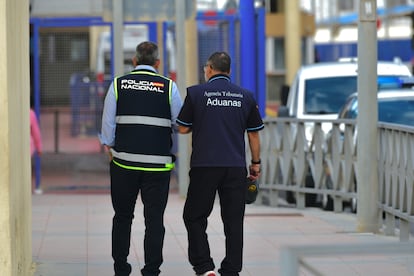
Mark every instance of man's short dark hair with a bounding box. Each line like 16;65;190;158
207;52;231;73
135;41;159;66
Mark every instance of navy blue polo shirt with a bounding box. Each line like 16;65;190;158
177;74;264;167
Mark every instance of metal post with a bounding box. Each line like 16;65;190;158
54;110;59;153
112;0;123;77
284;0;301;85
32;20;41;118
240;0;256;92
256;7;266;118
228;16;236;81
32;20;42;190
34;153;41;190
357;0;379;233
175;0;189;197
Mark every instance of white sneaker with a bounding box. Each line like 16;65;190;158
197;271;216;276
34;188;43;195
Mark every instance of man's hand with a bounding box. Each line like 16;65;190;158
104;145;113;162
248;163;261;181
178;125;192;134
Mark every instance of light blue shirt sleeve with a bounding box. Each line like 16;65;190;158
170;81;183;132
99;81;116;146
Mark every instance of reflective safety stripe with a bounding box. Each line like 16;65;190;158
113;160;174;171
116;115;171;127
111;149;172;164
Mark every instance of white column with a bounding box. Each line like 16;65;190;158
176;0;190;197
357;0;380;233
112;0;124;76
0;0;33;275
285;0;301;84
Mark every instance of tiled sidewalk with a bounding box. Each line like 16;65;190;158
32;193;414;276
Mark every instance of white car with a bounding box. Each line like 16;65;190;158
339;90;414;124
278;59;412;207
279;60;412;128
323;89;414;211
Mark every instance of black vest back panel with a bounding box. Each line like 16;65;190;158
114;70;172;165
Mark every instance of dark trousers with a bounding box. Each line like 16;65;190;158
183;167;246;276
110;162;170;276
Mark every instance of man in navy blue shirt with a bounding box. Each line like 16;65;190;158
177;51;264;276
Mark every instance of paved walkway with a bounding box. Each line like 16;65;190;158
32;110;414;275
32;192;414;276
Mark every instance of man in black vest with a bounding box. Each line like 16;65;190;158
100;41;182;276
177;52;264;276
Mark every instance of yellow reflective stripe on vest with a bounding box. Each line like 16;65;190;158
110;149;172;164
114;77;119;101
168;79;172;104
116;115;171;127
113;160;174;171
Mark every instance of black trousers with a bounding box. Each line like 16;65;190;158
110;162;170;276
183;167;246;276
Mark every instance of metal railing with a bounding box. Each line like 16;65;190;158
257;117;414;241
378;122;414;241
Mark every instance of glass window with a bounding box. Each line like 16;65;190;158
304;76;357;114
71;40;88;61
291;74;299;116
273;38;285;70
338;0;354;11
378;99;414;126
347;100;358;119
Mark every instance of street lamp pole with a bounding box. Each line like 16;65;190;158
112;0;123;77
175;0;189;197
357;0;380;233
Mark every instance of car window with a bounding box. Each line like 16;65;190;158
378;99;414;126
304;76;357;114
343;99;358;119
